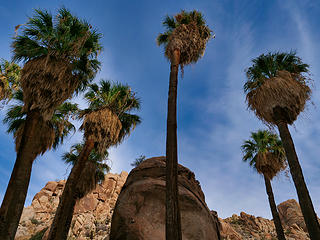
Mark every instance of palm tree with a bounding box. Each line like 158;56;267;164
0;8;102;239
47;142;109;239
244;51;320;239
63;143;110;199
48;80;141;240
242;130;287;240
157;10;213;240
0;60;21;103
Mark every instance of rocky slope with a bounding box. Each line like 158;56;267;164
16;171;128;240
219;200;310;240
16;159;312;240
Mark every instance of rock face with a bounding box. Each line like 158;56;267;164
109;156;220;240
14;157;314;240
278;199;307;231
220;200;310;240
15;171;128;240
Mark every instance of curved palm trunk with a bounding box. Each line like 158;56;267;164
0;111;40;240
47;139;94;240
263;175;286;240
166;49;182;240
276;121;320;239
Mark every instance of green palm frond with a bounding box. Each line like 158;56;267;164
157;10;213;47
3;89;77;150
12;7;102;93
244;51;310;93
83;80;141;116
0;60;21;102
241;130;286;178
117;113;141;144
63;142;110;183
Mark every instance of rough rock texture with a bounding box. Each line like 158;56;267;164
15;171;128;240
14;157;315;240
220;201;311;240
110;156;220;240
278;199;307;231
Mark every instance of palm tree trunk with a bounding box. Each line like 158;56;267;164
47;139;95;240
0;111;40;240
166;49;182;240
277;121;320;239
263;175;286;240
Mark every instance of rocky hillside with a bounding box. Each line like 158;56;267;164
219;200;310;240
16;163;312;240
16;172;128;240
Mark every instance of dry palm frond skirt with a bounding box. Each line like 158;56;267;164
81;108;122;154
246;70;311;125
165;21;211;66
76;160;98;198
14;119;55;156
21;56;79;120
256;152;287;180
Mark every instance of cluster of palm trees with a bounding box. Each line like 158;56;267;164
157;9;320;240
242;52;320;239
0;6;319;240
0;8;140;240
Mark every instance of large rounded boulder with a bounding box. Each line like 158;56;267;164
110;156;220;240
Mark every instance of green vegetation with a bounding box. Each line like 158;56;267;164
242;130;286;240
131;155;146;167
244;51;320;238
47;80;140;239
0;5;319;240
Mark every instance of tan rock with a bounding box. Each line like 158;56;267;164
110;156;219;240
16;172;128;240
219;218;242;240
278;199;307;231
43;181;58;192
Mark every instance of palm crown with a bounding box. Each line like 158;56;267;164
157;10;213;65
241;130;286;180
244;51;311;125
244;51;310;93
12;8;102;89
12;8;102;120
80;80;141;153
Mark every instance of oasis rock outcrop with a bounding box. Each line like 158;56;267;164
14;156;315;240
109;156;220;240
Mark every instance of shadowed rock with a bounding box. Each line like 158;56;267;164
110;156;220;240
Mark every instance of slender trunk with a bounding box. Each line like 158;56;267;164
277;121;320;239
166;49;182;240
263;175;286;240
47;139;94;240
0;111;40;240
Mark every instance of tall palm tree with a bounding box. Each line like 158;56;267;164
244;51;320;239
0;60;21;103
48;142;110;239
48;80;141;240
0;8;102;239
157;10;213;240
242;130;287;240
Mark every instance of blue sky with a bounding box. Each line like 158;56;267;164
1;0;320;219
